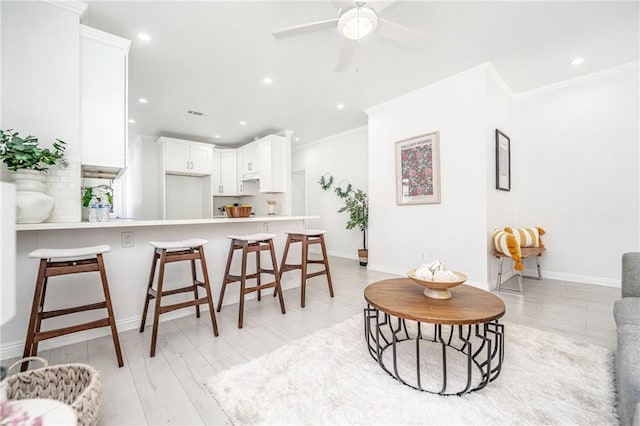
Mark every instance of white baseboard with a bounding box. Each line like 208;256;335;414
0;279;301;361
530;269;621;288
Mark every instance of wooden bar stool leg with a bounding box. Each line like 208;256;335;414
319;234;334;297
198;246;219;337
140;251;158;332
150;250;167;357
256;245;262;302
22;259;48;371
217;241;236;312
30;275;50;358
274;234;293;297
97;253;124;367
268;239;286;314
238;242;248;328
190;255;201;318
301;236;309;308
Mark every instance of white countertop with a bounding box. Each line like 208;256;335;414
17;215;318;231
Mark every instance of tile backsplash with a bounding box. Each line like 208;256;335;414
46;161;81;223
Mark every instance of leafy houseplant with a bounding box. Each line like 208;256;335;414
0;129;67;223
319;175;369;266
0;129;66;171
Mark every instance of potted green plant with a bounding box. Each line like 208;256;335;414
319;175;369;266
0;129;67;223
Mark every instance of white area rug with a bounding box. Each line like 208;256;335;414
205;315;617;425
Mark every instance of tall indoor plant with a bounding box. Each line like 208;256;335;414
0;129;66;223
319;176;369;266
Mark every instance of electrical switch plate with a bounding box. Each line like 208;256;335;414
121;231;134;248
419;252;426;260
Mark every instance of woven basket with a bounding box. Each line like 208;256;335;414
6;357;102;426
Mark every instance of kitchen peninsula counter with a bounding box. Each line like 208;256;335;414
16;215;317;231
5;215;318;359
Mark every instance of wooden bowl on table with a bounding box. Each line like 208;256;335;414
226;206;252;218
407;269;468;299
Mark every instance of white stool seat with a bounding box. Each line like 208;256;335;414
149;238;208;250
29;245;111;259
227;233;276;242
286;229;326;236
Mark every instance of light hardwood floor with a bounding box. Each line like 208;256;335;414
2;256;619;425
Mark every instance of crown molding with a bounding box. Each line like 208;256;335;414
292;125;367;152
41;0;88;16
80;25;131;52
513;61;640;100
365;62;508;115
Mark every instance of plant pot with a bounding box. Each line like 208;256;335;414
358;249;368;267
11;169;55;224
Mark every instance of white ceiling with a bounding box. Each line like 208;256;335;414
83;1;639;147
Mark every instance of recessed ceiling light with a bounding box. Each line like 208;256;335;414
263;77;273;85
295;137;300;142
128;119;136;124
138;98;148;104
571;57;585;66
214;135;221;139
239;121;247;126
137;33;152;42
337;103;345;110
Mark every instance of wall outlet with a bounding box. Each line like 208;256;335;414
419;252;426;260
121;231;134;248
263;222;270;233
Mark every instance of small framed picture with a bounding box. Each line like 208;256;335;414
395;131;441;205
495;129;510;191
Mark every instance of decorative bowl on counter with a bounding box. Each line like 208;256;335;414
226;206;252;218
407;269;468;299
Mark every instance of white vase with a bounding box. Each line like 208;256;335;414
11;169;55;224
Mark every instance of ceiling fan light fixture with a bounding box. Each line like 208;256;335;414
338;7;378;41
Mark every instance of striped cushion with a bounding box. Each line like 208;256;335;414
493;230;524;271
505;227;546;248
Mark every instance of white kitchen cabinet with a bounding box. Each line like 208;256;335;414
213;149;239;196
162;138;213;176
257;135;288;193
157;137;214;219
80;26;130;173
239;141;260;179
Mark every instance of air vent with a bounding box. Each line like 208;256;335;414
187;110;209;117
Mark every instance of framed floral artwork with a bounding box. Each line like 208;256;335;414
395;131;441;205
495;129;510;191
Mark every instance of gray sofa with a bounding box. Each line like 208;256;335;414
615;252;640;426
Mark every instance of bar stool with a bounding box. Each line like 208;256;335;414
278;230;334;308
23;245;123;371
139;238;219;357
217;233;286;328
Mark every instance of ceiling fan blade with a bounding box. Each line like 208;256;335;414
376;18;426;47
369;1;398;14
335;40;358;72
272;18;339;39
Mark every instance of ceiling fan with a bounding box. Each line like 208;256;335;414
272;1;424;72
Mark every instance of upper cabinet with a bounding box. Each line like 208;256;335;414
80;26;130;173
257;135;288;193
162;138;213;176
238;141;260;179
213;149;239;196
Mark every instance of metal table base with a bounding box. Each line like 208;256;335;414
364;305;504;395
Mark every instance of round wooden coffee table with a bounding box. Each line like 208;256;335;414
364;278;505;395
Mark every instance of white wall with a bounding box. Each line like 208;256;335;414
486;72;516;285
1;1;84;222
513;65;640;285
366;67;494;286
1;2;81;161
126;135;160;219
291;126;368;259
